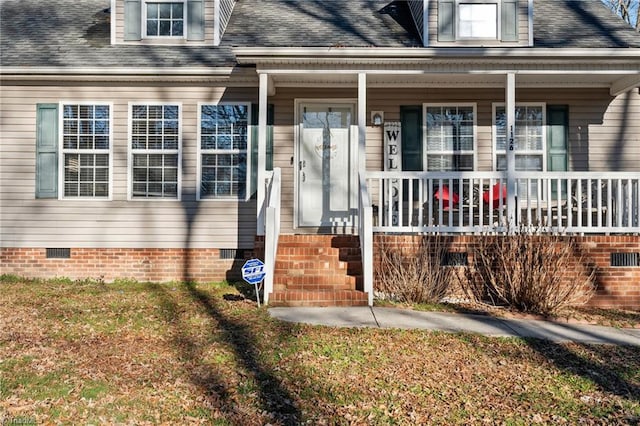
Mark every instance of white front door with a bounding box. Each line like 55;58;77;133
298;103;356;227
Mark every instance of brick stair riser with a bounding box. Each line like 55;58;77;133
273;275;357;288
269;290;368;307
276;283;355;291
274;259;348;270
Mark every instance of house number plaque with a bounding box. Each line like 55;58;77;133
509;125;514;151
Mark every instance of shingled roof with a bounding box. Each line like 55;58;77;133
220;0;422;48
534;0;640;47
0;0;235;68
1;0;638;69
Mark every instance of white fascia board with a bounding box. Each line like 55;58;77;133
233;47;640;61
0;67;235;75
261;69;640;76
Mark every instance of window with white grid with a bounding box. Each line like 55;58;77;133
198;104;250;200
61;103;111;198
458;2;498;39
145;1;185;37
130;104;181;199
424;104;476;171
494;104;546;172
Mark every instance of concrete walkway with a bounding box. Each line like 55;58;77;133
269;307;640;346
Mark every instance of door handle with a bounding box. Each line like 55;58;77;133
299;160;306;170
301;171;306;182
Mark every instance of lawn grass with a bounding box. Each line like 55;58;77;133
1;275;639;425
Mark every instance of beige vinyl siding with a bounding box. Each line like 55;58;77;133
219;0;236;38
427;0;530;47
2;83;638;244
408;0;424;44
586;89;640;172
0;84;257;249
114;0;216;44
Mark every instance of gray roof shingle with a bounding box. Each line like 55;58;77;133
221;0;422;47
535;0;640;47
1;0;638;69
0;0;235;68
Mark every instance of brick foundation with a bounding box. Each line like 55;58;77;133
2;234;639;309
0;247;254;283
373;235;640;310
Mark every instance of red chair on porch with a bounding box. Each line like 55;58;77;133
482;183;507;209
434;186;460;211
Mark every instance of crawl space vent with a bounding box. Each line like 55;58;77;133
442;252;468;267
219;249;244;260
610;252;640;267
46;248;71;259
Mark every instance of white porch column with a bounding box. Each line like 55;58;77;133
358;73;367;175
257;72;268;235
505;72;516;229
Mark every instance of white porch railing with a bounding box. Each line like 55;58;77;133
365;171;640;234
263;167;281;304
358;171;374;306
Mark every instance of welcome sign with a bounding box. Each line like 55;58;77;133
384;122;402;226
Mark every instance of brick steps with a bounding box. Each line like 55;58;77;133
268;235;368;307
269;289;368;307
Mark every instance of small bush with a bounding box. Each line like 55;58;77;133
462;228;596;315
374;235;458;304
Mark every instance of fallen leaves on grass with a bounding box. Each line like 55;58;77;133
1;279;639;425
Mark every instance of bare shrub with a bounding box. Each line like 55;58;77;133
374;235;458;304
462;228;596;315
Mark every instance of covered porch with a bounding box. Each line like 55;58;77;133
237;47;640;307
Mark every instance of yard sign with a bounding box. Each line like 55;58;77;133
242;258;266;307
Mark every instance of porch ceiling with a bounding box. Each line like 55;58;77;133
267;72;640;93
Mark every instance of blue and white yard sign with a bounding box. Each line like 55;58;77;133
242;259;266;306
242;259;266;284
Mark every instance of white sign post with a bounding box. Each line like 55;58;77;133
241;259;266;307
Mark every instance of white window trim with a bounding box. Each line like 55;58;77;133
58;101;113;201
456;0;501;41
423;103;477;171
196;102;252;202
492;102;547;172
127;102;182;201
142;0;187;39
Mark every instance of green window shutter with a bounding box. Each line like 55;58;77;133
547;105;568;197
35;104;59;199
266;104;274;171
401;106;423;201
501;0;519;42
438;0;455;42
400;106;423;171
187;0;205;41
249;104;275;198
547;105;568;172
124;0;142;41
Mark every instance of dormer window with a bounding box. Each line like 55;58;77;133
458;3;497;39
122;0;206;43
145;1;184;37
437;0;518;43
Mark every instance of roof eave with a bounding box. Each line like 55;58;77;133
233;47;640;63
0;66;255;84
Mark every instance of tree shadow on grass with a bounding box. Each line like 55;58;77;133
525;338;640;404
146;281;303;425
183;281;303;423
